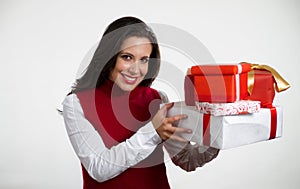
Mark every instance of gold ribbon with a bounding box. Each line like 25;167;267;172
241;62;291;95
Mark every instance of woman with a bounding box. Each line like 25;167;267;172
62;16;219;189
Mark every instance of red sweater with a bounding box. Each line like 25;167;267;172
76;80;170;189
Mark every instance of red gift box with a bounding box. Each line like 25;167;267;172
184;74;196;105
247;69;275;107
246;63;291;107
188;63;251;103
185;63;290;106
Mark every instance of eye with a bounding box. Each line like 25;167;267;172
140;57;149;64
120;54;132;61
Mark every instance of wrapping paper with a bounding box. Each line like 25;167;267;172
167;102;283;149
186;63;251;103
246;63;291;107
184;75;196;106
247;69;275;107
195;100;261;116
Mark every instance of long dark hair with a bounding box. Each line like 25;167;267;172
71;16;161;93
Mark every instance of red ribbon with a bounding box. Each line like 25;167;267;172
203;114;211;146
269;107;277;140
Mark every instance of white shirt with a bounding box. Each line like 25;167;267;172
62;93;162;182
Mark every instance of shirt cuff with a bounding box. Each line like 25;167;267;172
135;121;162;146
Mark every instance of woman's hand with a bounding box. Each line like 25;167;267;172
152;102;192;142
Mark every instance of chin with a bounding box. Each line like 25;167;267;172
120;85;136;91
115;81;140;92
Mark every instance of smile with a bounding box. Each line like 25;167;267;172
122;74;138;84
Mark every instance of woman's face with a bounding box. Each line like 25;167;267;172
109;36;152;91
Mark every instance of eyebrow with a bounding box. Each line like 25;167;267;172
119;51;133;56
119;51;150;58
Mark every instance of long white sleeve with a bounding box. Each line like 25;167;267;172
62;94;162;182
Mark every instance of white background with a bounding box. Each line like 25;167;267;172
1;0;299;188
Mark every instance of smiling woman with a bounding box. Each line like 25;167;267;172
70;17;161;93
110;37;152;91
61;16;219;189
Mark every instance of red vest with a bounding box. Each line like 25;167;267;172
76;80;170;189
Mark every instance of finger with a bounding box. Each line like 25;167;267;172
168;134;189;143
165;125;192;134
164;102;174;110
174;127;193;134
166;114;188;123
158;102;175;117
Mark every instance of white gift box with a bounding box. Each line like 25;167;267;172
167;102;283;149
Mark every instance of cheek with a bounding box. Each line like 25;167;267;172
112;61;129;75
140;64;149;75
110;60;128;81
115;60;131;71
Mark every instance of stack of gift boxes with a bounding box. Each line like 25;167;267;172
167;62;290;149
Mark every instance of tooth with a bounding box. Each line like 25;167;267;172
124;75;135;81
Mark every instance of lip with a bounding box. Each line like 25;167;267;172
121;73;138;84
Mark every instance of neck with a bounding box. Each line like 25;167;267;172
100;79;131;97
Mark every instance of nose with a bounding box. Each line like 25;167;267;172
128;61;139;74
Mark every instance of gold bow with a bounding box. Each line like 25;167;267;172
241;62;291;95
